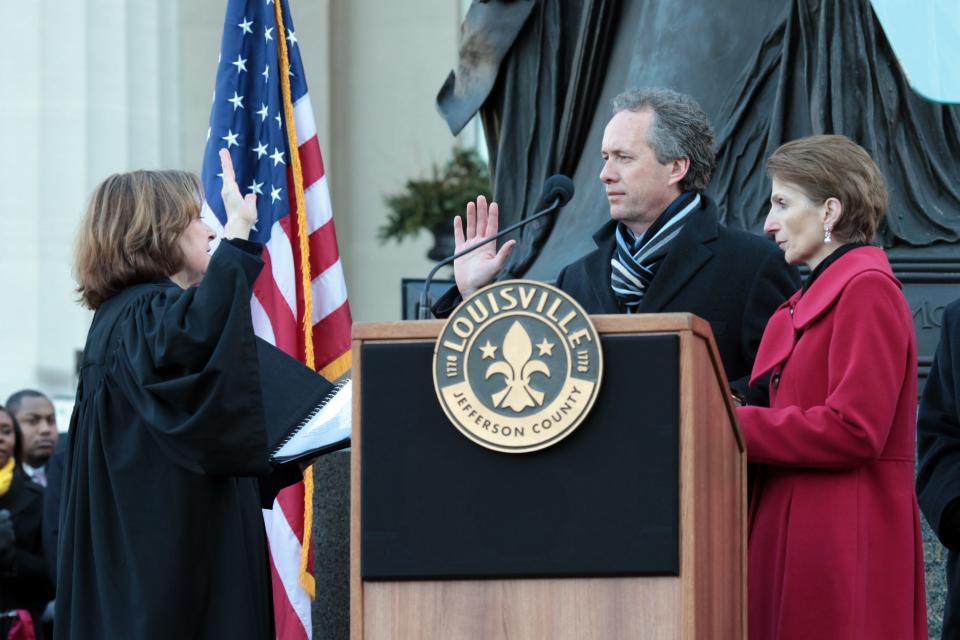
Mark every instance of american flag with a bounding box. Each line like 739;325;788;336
201;0;352;637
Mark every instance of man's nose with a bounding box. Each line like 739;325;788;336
599;160;615;183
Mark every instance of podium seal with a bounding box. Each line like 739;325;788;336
433;280;603;453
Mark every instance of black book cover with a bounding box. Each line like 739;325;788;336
256;338;347;462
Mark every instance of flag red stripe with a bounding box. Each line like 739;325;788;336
297;135;326;184
276;482;305;540
308;221;342;279
253;248;299;355
269;550;309;639
311;302;352;372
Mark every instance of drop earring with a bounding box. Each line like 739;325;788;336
824;225;832;244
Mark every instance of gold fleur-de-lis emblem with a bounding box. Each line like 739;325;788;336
484;321;552;412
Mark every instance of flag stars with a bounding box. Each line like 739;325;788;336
270;147;286;166
287;30;298;46
257;103;269;121
231;55;248;73
270;186;282;203
248;179;264;196
252;142;269;159
227;91;244;110
238;17;253;34
274;112;282;128
221;129;239;147
264;26;274;42
262;64;270;82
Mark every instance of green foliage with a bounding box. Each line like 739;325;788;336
378;148;491;243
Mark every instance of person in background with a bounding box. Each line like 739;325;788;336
917;300;960;639
0;404;54;638
736;135;926;639
5;391;57;488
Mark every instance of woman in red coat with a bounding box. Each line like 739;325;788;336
736;135;927;639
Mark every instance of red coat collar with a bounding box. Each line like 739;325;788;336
749;246;900;384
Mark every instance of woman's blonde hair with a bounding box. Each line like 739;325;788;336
74;170;202;309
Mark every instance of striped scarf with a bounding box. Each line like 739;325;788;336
610;192;701;312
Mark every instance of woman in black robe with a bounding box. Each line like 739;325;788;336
56;151;293;639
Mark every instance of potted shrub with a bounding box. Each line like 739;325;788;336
378;148;491;261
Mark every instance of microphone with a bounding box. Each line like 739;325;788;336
417;174;575;319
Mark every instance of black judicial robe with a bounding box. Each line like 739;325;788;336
55;241;281;640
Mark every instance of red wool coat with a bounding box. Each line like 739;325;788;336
736;247;926;640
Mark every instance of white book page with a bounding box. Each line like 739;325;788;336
273;379;352;462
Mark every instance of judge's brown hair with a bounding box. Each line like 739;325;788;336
74;170;202;309
766;135;887;243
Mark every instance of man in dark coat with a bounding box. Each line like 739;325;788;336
917;299;960;639
435;88;799;398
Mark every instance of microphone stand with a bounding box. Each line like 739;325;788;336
417;197;563;319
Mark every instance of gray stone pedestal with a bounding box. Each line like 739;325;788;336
310;450;351;640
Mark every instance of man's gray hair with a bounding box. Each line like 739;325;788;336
611;88;716;192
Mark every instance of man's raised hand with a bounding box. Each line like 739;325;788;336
453;195;516;298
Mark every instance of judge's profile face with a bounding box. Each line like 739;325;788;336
173;217;217;288
14;395;57;468
600;109;683;234
0;410;14;469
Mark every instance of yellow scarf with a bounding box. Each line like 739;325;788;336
0;457;14;497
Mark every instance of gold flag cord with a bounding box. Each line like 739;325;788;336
273;0;317;600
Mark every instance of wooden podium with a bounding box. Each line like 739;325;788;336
351;314;746;639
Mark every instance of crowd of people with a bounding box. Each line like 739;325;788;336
0;390;60;639
4;86;960;639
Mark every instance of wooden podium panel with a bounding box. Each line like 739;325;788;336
351;315;746;639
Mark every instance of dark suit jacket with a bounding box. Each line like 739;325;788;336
434;195;800;400
917;299;960;639
42;441;64;584
557;197;799;391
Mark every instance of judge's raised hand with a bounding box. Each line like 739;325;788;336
453;195;516;298
219;148;258;240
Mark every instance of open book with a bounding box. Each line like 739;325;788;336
271;379;351;464
257;338;352;465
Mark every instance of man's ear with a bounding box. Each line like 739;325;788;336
668;157;690;188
